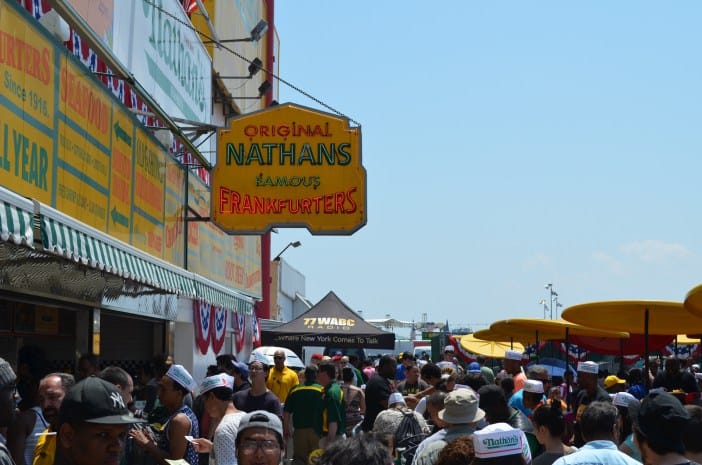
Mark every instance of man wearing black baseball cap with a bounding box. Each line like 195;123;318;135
632;392;690;465
54;376;142;465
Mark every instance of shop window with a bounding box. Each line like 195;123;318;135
11;302;75;337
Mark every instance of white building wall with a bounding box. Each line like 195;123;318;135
278;259;306;322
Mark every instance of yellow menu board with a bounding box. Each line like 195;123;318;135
108;108;135;243
0;0;261;299
0;2;56;203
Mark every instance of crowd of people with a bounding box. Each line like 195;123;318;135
2;344;702;465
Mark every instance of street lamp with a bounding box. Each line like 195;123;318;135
273;241;301;261
539;299;549;319
204;19;268;43
545;283;558;319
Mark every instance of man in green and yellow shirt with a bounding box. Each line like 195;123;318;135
316;363;345;448
283;365;324;465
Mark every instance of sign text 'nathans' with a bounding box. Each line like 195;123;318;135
211;103;367;235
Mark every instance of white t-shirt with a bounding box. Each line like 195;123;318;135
414;396;427;415
211;411;247;465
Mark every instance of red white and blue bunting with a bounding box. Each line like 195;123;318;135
252;314;261;348
211;306;228;354
234;312;246;354
194;300;212;355
662;343;700;359
195;300;244;355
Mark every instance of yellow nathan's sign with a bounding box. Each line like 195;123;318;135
212;103;367;235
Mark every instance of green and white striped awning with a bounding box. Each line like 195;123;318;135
0;188;34;246
195;279;254;314
40;212;195;296
38;205;255;314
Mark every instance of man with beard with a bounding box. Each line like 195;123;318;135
33;373;76;465
572;361;610;447
361;356;397;432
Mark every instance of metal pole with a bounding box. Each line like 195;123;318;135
565;327;571;411
644;308;650;389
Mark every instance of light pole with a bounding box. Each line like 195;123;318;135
539;299;549;319
545;283;558;319
273;241;301;261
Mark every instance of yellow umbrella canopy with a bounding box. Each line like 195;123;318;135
458;333;525;358
489;318;629;344
473;328;531;345
489;320;563;344
675;334;701;344
501;318;629;338
562;300;702;335
684;284;702;318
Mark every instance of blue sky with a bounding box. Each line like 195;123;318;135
271;2;702;332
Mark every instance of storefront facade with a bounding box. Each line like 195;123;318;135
0;0;268;381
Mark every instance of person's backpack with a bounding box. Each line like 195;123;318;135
394;409;427;464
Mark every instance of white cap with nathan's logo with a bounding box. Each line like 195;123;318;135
473;422;531;463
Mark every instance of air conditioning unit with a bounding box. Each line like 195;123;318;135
154;129;173;149
38;10;70;43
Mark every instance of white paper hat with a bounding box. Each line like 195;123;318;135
612;391;637;408
166;364;197;392
504;350;523;361
200;373;234;394
388;392;406;406
523;379;544;394
473;422;532;463
577;361;599;374
444;345;455;352
249;351;270;366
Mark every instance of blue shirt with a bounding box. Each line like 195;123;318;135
621;433;642;462
508;388;546;418
396;364;408;381
551;440;642;465
627;384;647;400
508;389;530;416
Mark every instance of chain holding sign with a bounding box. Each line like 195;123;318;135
212;103;367;235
